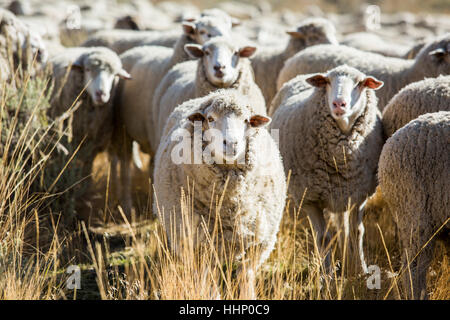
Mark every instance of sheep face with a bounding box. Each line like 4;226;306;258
307;65;383;133
419;34;450;76
187;101;270;163
185;38;256;87
182;16;232;45
72;52;131;106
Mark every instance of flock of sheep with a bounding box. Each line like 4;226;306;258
0;0;449;300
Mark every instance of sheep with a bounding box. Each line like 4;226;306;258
48;47;131;184
112;3;174;31
403;39;427;59
7;0;32;16
153;37;265;150
270;65;385;273
82;29;180;54
382;75;450;138
153;89;286;299
0;8;48;74
277;33;450;110
251;17;338;105
82;13;235;55
340;32;412;58
377;111;450;299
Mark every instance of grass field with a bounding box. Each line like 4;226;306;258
0;1;449;300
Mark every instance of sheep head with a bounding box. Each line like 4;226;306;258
307;65;383;133
184;37;256;87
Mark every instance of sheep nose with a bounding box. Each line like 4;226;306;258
214;64;225;71
95;90;106;99
333;99;347;109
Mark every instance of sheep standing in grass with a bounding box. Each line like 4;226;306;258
48;47;131;181
250;17;337;105
154;89;286;299
153;37;265;148
277;34;450;109
270;65;385;272
382;75;450;138
110;19;234;212
378;112;450;299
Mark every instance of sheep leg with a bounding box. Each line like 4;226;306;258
237;265;257;300
109;152;119;203
200;268;221;300
148;155;156;218
357;201;368;274
402;233;435;300
304;204;331;271
118;137;133;216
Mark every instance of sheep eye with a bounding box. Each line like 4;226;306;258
207;116;215;122
205;51;210;56
199;30;206;35
207;34;211;37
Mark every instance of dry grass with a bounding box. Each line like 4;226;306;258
0;9;448;300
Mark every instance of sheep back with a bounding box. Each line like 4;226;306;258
382;75;450;138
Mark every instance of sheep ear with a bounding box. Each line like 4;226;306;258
117;69;132;80
231;18;241;27
188;112;205;123
182;22;196;35
117;15;140;30
286;31;303;38
239;46;257;58
249;115;271;127
184;44;204;58
429;47;446;58
362;77;383;90
306;74;329;87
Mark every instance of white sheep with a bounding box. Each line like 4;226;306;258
82;12;235;55
0;8;48;75
382;75;450;138
277;33;450;110
251;17;338;105
340;32;413;58
153;36;265;149
270;65;385;272
48;47;131;182
82;29;181;54
378;111;450;299
153;89;286;299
